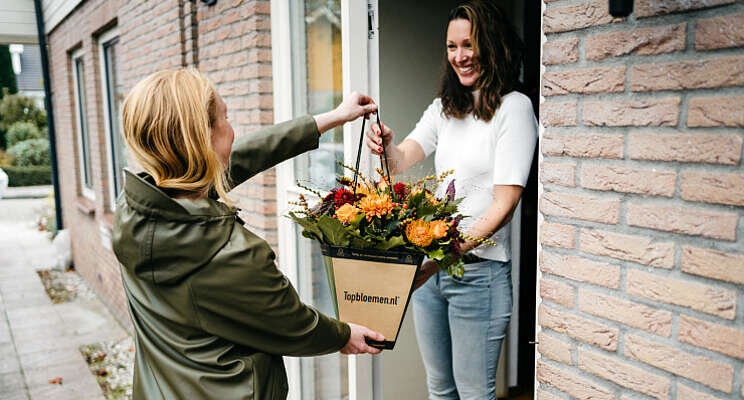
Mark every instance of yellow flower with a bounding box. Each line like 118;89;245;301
411;187;440;205
359;193;394;221
431;220;448;239
335;203;358;224
355;183;373;196
405;219;434;247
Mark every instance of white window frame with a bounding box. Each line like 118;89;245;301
71;48;95;200
272;0;376;399
98;28;122;211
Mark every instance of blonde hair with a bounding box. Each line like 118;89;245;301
122;68;233;205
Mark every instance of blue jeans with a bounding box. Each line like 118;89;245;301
413;260;513;400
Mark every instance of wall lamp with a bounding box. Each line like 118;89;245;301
609;0;633;17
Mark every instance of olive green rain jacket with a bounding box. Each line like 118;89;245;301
113;116;350;400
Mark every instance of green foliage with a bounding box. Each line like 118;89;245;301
7;121;42;147
317;215;351;246
1;165;51;186
0;94;46;132
8;138;50;166
0;94;46;150
0;46;18;97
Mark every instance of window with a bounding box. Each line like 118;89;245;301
99;30;126;209
72;49;94;199
290;0;348;398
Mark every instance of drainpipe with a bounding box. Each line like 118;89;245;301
33;0;63;229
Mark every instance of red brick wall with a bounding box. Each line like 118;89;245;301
195;0;278;248
47;0;130;329
47;0;276;331
537;1;744;399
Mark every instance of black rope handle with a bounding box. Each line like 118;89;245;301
352;110;392;198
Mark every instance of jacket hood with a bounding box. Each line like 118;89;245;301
113;170;236;285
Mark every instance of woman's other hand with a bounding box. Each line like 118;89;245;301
366;121;395;156
340;323;385;355
314;92;378;135
413;259;439;291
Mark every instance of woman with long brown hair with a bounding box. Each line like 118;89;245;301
114;68;383;399
366;2;537;398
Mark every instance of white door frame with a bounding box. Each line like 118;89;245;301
272;0;376;398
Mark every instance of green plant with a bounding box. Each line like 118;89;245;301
0;45;17;98
0;94;46;150
0;94;46;131
8;138;50;166
0;149;12;166
6;121;42;147
2;165;51;186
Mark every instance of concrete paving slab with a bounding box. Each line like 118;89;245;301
56;301;127;344
1;293;53;309
0;371;27;394
0;197;126;399
0;319;11;344
25;360;103;400
0;342;21;374
2;186;53;200
7;306;63;330
19;347;88;371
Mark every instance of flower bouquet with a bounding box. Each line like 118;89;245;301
289;162;467;349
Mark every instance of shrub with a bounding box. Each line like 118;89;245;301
8;138;50;166
7;121;42;147
0;94;46;150
0;149;13;166
1;165;51;186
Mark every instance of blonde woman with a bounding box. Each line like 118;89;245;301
113;68;382;400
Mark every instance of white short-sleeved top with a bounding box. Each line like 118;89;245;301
405;91;538;262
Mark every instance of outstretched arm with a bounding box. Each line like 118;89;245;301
228;92;378;188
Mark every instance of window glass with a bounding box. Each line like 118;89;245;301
74;57;93;191
103;38;127;202
290;1;348;399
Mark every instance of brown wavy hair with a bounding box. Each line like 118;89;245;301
439;1;524;122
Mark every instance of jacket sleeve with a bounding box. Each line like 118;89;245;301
190;233;350;356
228;115;320;189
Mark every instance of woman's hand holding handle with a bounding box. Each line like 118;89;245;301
365;121;395;156
314;91;378;135
340;323;385;355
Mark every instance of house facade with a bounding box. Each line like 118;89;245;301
40;0;742;398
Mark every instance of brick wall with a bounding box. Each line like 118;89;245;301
47;0;276;331
47;0;130;329
537;1;744;399
195;0;278;248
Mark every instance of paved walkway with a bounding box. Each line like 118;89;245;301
1;185;53;200
0;198;128;400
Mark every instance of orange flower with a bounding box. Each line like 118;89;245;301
359;193;394;221
405;220;434;247
431;220;448;239
335;203;358;224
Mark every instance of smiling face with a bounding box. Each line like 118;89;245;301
446;18;481;88
210;93;234;167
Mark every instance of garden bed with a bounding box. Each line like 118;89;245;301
80;337;135;400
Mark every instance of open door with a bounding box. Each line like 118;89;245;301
274;0;539;398
370;1;541;398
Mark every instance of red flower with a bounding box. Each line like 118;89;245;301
393;182;408;199
333;188;355;208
